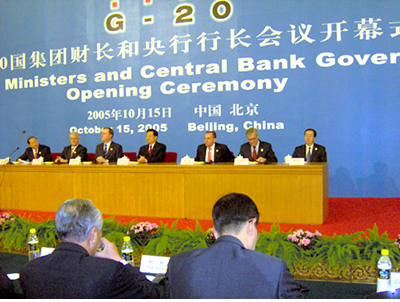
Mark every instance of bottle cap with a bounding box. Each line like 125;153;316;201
30;228;36;233
124;236;131;241
381;249;389;255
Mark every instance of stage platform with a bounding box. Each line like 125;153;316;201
0;162;328;224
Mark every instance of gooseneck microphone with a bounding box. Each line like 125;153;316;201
7;130;26;161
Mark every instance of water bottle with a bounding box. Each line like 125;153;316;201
121;236;134;266
28;228;40;261
377;249;392;293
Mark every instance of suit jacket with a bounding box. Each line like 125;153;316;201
239;140;278;163
18;144;52;162
163;236;303;299
60;144;88;162
19;242;159;299
0;267;15;298
138;141;166;163
195;143;234;163
94;141;123;163
292;143;327;162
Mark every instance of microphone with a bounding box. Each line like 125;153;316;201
7;130;26;162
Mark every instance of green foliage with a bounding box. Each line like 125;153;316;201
2;215;400;275
310;232;363;274
144;220;208;256
358;224;400;265
0;214;32;252
36;218;58;248
256;224;302;269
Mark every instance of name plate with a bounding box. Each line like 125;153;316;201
117;156;130;165
69;157;81;165
391;272;400;292
289;158;305;165
234;155;249;165
32;157;44;165
180;156;194;165
0;158;10;165
140;255;170;275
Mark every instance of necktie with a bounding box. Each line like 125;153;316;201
34;149;38;159
306;146;311;162
208;147;212;163
252;146;257;161
70;147;75;158
149;145;153;158
103;144;107;156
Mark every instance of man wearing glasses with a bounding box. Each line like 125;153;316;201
238;127;277;163
163;193;303;299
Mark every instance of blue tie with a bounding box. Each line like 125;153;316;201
306;146;311;162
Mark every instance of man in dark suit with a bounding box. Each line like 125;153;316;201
19;198;159;299
195;131;234;163
17;136;52;162
55;131;88;163
163;193;303;299
137;129;166;163
94;127;123;164
0;267;15;298
292;128;327;162
239;127;277;163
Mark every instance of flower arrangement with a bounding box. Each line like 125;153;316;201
0;211;16;231
395;234;400;249
127;221;158;246
288;229;322;250
205;228;216;246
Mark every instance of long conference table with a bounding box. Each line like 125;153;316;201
0;162;329;224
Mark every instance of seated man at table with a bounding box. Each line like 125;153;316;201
195;131;234;163
55;131;88;163
292;128;327;162
137;129;166;163
94;127;123;164
19;198;159;299
163;193;304;299
238;127;278;163
17;136;52;162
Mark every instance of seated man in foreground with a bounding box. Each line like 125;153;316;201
19;198;159;299
163;193;304;299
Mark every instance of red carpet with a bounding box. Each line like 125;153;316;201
5;198;400;239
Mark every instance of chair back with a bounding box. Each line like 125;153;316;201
164;152;177;163
87;153;95;162
51;153;61;161
123;152;137;161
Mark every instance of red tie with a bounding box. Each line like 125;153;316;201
208;147;212;163
34;149;38;159
149;145;153;158
252;147;257;161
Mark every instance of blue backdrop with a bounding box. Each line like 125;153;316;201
1;0;399;197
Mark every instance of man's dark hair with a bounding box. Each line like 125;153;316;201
27;136;36;144
206;131;216;138
304;128;317;137
212;193;259;235
147;128;158;137
103;127;114;138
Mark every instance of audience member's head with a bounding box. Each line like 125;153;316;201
55;199;103;255
212;193;259;250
